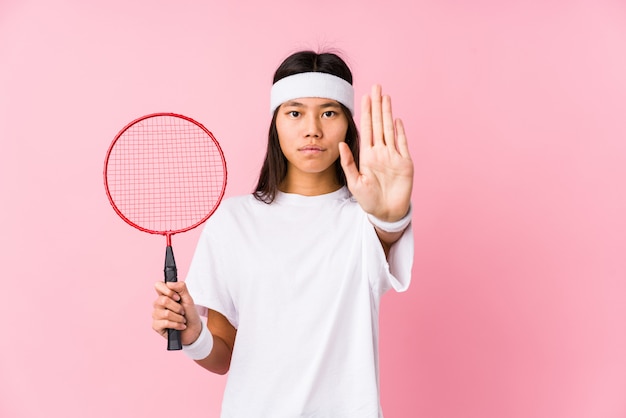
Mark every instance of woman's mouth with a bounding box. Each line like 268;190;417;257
299;145;324;153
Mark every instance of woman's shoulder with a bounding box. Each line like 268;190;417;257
221;192;255;205
210;192;277;221
216;192;260;213
199;193;257;233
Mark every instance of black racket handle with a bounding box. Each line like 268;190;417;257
164;245;182;351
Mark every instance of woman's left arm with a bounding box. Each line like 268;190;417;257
339;84;414;250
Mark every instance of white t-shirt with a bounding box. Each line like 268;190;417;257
186;186;413;418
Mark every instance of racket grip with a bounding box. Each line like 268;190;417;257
164;245;182;351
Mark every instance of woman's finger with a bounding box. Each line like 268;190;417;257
152;318;187;338
153;294;185;316
382;94;396;151
156;306;187;325
154;281;181;301
395;119;411;158
360;94;373;148
370;84;384;146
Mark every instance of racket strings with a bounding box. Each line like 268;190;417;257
106;115;225;233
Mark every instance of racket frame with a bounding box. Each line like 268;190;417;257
103;112;227;244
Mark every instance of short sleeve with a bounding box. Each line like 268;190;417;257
362;212;414;296
185;217;239;328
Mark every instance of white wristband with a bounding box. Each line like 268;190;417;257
367;205;412;233
182;320;214;361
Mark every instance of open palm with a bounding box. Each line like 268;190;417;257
340;84;414;222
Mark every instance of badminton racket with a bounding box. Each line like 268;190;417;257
103;113;227;350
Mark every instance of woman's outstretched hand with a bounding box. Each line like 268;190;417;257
340;84;414;222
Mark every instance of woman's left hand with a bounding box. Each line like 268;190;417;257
339;84;414;222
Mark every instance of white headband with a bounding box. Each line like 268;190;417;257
270;72;355;115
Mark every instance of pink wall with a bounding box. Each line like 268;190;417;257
1;1;625;417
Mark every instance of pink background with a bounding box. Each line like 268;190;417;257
1;1;625;417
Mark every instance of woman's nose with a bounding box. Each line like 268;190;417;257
304;114;322;138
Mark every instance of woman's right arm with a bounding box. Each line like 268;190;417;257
152;281;237;375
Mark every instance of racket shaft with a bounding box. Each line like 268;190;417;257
164;245;182;350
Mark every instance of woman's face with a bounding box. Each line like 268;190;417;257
275;97;348;183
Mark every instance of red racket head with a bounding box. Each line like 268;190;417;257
103;113;227;241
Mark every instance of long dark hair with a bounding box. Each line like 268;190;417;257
253;50;360;203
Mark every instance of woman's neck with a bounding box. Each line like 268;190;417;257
279;171;341;196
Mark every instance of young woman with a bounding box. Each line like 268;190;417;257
152;50;414;417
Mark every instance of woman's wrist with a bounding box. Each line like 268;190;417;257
182;320;214;361
367;205;412;233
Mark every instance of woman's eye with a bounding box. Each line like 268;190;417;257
322;111;336;118
289;111;300;117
